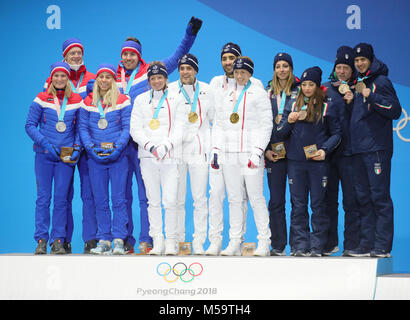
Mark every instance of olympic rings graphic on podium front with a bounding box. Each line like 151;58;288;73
156;261;203;283
394;107;410;142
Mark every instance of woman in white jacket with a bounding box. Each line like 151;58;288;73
211;56;273;256
130;62;183;255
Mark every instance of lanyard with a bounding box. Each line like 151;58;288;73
54;95;68;122
97;99;108;119
69;72;84;93
276;89;287;115
178;80;199;113
232;80;251;114
152;89;168;119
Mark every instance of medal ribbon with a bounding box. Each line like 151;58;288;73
152;89;168;120
276;89;287;115
123;68;138;95
54;95;68;122
97;99;108;120
69;72;84;93
178;80;199;114
232;80;251;114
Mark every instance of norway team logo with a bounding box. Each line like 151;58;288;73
156;262;204;283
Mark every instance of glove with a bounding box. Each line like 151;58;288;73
45;143;60;161
211;153;219;170
104;148;121;162
86;79;95;96
70;147;81;162
86;145;106;163
248;153;261;169
187;16;202;35
152;144;168;160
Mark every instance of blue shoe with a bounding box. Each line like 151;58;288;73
342;248;370;257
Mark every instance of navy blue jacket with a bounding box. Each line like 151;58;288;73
277;98;341;162
350;58;401;154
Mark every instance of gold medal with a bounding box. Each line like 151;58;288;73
338;83;350;95
298;110;307;121
230;112;240;124
188;112;198;123
275;114;282;125
355;81;366;94
149;119;160;130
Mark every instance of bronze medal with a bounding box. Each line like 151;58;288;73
149;119;160;130
355;81;366;94
230;112;240;124
298;110;307;121
188;112;198;123
338;83;350;95
275;114;282;125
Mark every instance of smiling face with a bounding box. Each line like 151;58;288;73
234;69;251;86
64;47;83;66
354;56;371;74
179;64;197;85
275;60;291;81
52;71;69;89
122;50;139;70
97;72;114;93
221;53;237;77
149;74;167;91
301;80;317;98
335;64;353;81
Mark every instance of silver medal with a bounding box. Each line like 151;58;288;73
56;121;66;133
98;119;108;130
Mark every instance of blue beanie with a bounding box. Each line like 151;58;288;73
221;42;242;58
178;53;199;72
147;63;168;79
274;52;293;69
300;66;322;87
50;61;71;78
353;43;374;62
121;40;142;59
334;45;355;70
62;38;83;57
96;63;116;78
233;57;254;75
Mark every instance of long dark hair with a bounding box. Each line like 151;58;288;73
294;85;326;123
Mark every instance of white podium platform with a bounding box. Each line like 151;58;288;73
0;254;404;300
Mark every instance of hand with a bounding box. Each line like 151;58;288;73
265;150;278;162
211;153;219;169
45;143;60;161
187;16;202;35
248;153;261;169
311;149;326;161
104;148;121;162
343;90;354;104
361;88;371;98
287;112;299;124
153;144;168;160
70;148;81;162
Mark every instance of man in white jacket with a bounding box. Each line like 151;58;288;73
211;56;272;256
207;43;264;255
168;54;215;254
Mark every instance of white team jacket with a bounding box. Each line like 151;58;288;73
212;80;273;157
130;88;184;159
168;80;215;161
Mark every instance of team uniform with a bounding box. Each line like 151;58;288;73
78;70;131;254
350;44;402;257
168;77;215;253
130;84;184;255
26;62;82;253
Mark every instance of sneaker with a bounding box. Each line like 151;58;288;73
149;238;164;255
291;250;309;257
90;240;112;255
124;241;134;254
220;240;242;256
270;248;286;256
370;249;392;258
254;241;270;256
64;242;72;254
51;239;66;255
192;239;205;255
322;246;339;256
205;240;222;256
309;249;322;257
146;242;153;254
113;239;125;255
165;239;178;255
84;239;98;254
34;239;47;255
342;248;370;257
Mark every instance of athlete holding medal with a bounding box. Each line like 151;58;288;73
130;62;184;255
168;54;215;254
212;56;273;256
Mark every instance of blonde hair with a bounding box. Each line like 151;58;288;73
47;81;72;98
271;67;294;96
92;74;119;107
148;61;168;89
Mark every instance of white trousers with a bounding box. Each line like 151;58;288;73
218;153;271;242
176;159;209;243
140;158;178;240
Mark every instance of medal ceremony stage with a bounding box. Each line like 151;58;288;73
1;254;409;300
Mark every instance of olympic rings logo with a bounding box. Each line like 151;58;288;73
394;107;410;142
156;262;203;283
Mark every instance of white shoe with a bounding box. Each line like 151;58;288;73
149;237;164;255
254;241;270;256
205;240;222;256
165;239;177;255
192;239;205;255
112;238;125;255
220;240;241;256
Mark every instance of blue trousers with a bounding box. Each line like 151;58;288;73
34;153;74;244
287;160;330;252
88;154;129;241
66;150;97;243
352;151;394;252
126;142;151;246
325;155;360;251
266;159;288;251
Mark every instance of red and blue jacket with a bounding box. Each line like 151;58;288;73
349;58;402;154
25;90;82;153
